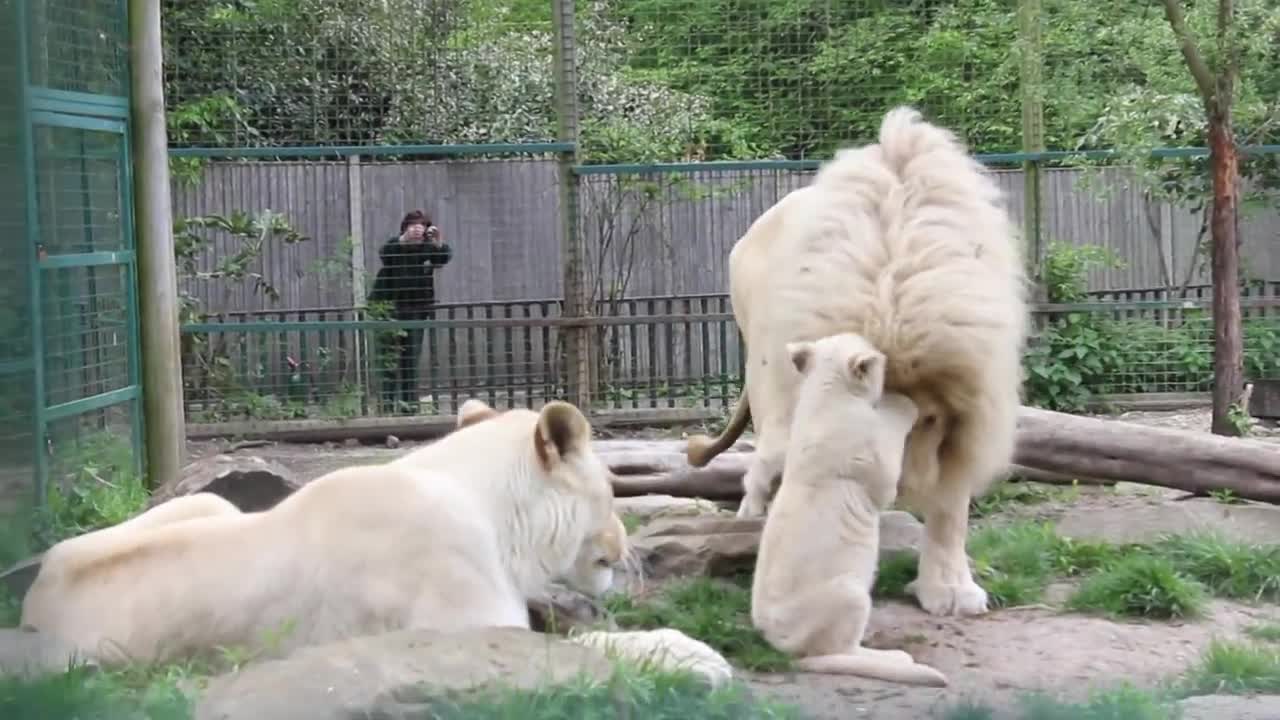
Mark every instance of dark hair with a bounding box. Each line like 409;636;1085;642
399;210;431;233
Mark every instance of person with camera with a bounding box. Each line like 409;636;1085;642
368;210;453;414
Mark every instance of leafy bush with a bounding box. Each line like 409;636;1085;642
1022;242;1279;411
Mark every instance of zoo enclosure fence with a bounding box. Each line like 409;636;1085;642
178;282;1280;433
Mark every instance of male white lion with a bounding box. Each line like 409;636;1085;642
21;401;621;665
751;333;946;687
686;106;1029;617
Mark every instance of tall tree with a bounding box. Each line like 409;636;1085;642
1162;0;1244;435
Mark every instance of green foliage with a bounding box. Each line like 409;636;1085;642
1067;554;1209;620
420;666;807;720
1022;243;1280;411
1182;639;1280;695
173;210;309;325
0;665;192;720
603;576;793;672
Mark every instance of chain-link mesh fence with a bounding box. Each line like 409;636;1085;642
157;0;1280;429
4;0;146;516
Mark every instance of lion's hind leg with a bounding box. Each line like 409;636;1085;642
795;650;948;687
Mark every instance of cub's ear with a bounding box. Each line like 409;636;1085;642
457;398;500;429
786;341;816;375
534;400;592;470
848;349;885;383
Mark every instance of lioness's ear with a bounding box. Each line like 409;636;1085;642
786;341;815;375
848;350;885;382
457;398;500;429
534;401;592;470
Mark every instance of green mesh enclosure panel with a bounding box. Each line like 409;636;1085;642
17;0;143;505
40;264;133;408
0;0;37;511
33;125;128;255
45;399;137;495
27;0;129;97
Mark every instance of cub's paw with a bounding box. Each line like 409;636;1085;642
906;577;990;617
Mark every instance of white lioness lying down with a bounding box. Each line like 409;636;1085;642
688;106;1030;618
752;333;946;687
22;398;732;687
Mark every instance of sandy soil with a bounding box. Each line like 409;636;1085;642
181;406;1280;718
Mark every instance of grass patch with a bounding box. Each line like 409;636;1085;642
1067;554;1208;620
1244;622;1280;643
620;512;646;535
871;521;1121;608
1182;638;1280;695
879;521;1280;620
970;480;1080;519
0;664;193;720
871;549;919;599
603;576;792;672
1147;532;1280;603
940;684;1180;720
968;521;1117;608
420;665;806;719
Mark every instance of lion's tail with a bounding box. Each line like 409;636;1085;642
795;653;949;687
684;386;751;468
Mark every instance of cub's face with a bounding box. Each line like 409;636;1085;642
563;512;627;597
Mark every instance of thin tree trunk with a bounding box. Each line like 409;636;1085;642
1208;116;1245;436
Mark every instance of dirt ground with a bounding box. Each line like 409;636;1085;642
183;406;1280;718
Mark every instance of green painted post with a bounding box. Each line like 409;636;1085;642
15;0;49;506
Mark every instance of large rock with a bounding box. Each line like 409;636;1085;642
0;628;96;678
150;455;302;512
194;627;615;720
631;510;924;580
1056;499;1280;546
0;553;42;602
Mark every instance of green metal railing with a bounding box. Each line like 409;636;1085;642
177;286;1280;425
5;0;145;510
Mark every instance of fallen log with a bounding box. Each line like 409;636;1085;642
595;408;1280;503
1013;406;1280;504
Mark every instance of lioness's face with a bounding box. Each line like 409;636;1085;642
563;512;626;597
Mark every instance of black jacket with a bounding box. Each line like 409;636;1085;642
368;236;453;318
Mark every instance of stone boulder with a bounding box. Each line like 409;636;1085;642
630;511;925;581
194;627;615;720
150;455;302;512
0;627;96;678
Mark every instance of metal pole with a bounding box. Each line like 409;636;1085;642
1018;0;1047;299
551;0;590;409
129;0;186;487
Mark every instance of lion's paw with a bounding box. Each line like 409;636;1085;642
906;577;990;617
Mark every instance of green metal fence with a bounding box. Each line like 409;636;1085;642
3;0;145;510
177;283;1280;430
157;0;1280;433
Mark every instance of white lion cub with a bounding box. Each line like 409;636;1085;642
750;332;947;687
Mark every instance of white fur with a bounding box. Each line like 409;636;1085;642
687;106;1029;617
570;628;734;688
20;401;617;665
751;334;945;687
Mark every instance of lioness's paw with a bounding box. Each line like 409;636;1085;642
906;578;989;617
